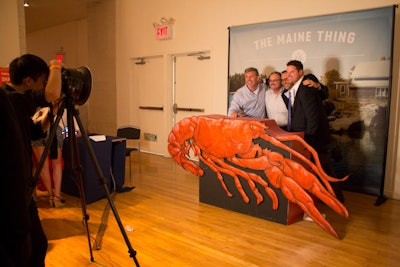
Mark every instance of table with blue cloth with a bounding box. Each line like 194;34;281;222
61;135;126;203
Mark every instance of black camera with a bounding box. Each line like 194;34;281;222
61;66;92;106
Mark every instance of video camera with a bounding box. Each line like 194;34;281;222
61;66;92;106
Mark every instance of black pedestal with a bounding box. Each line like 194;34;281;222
199;119;306;225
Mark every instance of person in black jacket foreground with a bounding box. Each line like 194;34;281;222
0;54;62;266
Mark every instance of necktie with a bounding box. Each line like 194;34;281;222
287;91;292;131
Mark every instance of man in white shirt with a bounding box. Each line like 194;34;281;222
228;67;267;118
265;71;288;128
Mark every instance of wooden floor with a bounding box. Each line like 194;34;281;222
37;153;400;267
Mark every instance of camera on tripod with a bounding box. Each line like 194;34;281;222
61;66;92;106
33;65;139;264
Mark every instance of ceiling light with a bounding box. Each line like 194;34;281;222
24;2;29;7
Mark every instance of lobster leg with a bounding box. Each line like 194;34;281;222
209;155;279;207
279;176;340;239
231;152;348;238
200;151;271;204
260;132;348;196
198;153;235;198
227;156;279;207
283;161;349;218
233;153;348;218
204;153;262;204
247;172;279;209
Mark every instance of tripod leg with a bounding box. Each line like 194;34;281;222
69;106;140;266
64;104;95;262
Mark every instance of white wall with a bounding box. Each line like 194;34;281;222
26;20;88;67
27;20;90;130
0;0;25;66
86;0;116;135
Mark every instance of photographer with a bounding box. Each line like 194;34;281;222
0;54;62;266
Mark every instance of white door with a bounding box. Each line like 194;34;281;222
173;51;212;125
133;55;166;155
171;51;212;160
132;51;212;156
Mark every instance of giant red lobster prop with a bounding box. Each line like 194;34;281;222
168;115;348;239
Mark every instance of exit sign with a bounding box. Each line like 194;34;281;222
156;25;172;40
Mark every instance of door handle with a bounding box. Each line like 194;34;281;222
173;103;204;114
139;106;164;111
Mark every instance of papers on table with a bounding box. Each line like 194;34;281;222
89;135;106;142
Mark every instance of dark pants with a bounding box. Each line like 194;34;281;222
0;200;47;267
28;200;48;267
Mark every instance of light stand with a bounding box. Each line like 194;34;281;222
31;94;139;266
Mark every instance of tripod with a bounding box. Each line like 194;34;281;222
32;94;140;266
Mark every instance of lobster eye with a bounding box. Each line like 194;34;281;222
249;122;261;130
249;124;255;130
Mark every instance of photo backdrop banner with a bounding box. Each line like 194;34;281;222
228;6;395;196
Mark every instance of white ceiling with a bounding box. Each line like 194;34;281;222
24;0;92;33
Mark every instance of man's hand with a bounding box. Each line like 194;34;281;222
229;112;238;118
31;107;50;124
31;107;53;132
302;79;320;89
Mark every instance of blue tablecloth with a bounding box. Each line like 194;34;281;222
61;135;126;203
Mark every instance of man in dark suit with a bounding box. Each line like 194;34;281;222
283;60;344;202
284;60;330;150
